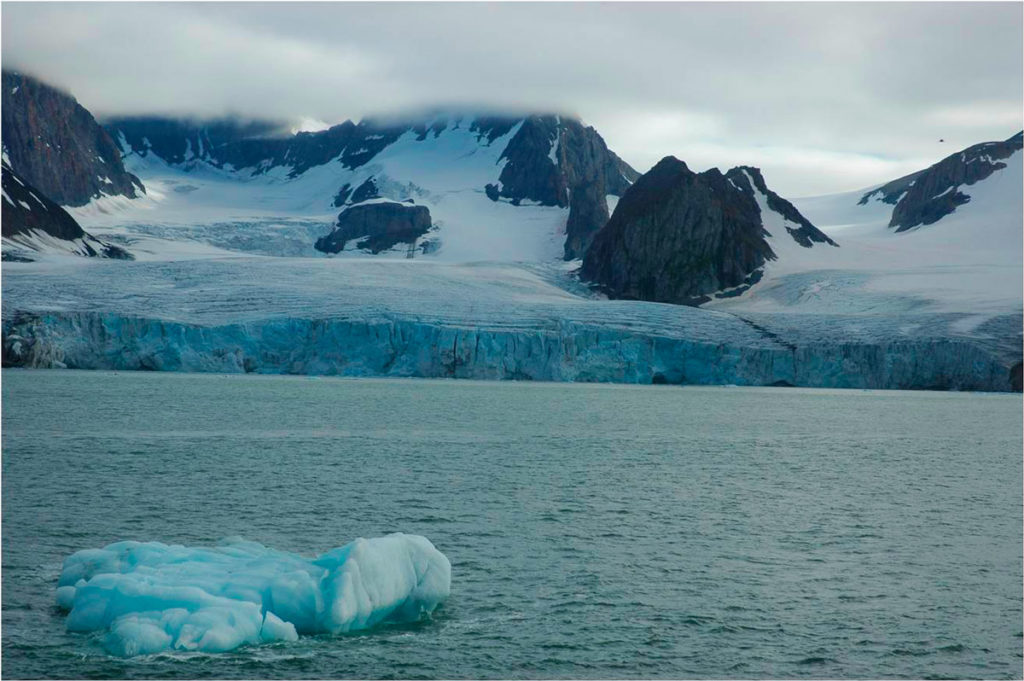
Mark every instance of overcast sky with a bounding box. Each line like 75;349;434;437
3;2;1022;195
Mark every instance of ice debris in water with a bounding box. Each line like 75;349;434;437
55;533;451;657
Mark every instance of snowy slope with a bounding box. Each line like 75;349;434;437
67;116;593;263
705;149;1023;318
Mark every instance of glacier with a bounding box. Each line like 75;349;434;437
55;534;451;657
2;258;1019;390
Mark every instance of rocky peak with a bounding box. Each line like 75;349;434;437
725;166;837;247
884;131;1023;232
474;113;639;260
581;156;773;305
581;156;831;306
2;162;131;259
1;70;143;207
485;114;638;204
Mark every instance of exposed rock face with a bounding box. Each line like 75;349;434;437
315;202;432;254
2;163;82;241
726;167;837;247
559;120;638;259
875;131;1022;232
858;169;926;206
487;115;637;208
1;71;143;206
328;176;382;208
491;115;563;206
478;114;638;260
2;162;131;259
564;181;609;261
582;157;774;305
109;116;418;177
107;116;286;168
349;177;380;204
582;157;829;306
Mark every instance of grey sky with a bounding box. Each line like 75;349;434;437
3;2;1022;196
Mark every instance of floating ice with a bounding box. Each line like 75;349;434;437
55;533;451;657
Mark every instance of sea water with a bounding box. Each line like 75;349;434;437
2;370;1021;678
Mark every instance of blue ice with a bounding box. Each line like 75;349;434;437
55;534;451;656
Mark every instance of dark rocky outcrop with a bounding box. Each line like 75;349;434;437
107;116;286;168
2;162;131;259
582;156;775;305
468;116;520;144
564;181;610;261
858;169;926;206
332;183;353;208
108;116;412;178
1;70;144;206
558;120;638;259
726;167;837;247
582;157;828;306
491;115;563;206
315;202;432;254
349;177;380;204
486;115;637;210
2;163;82;241
879;131;1022;232
332;177;382;208
478;114;638;260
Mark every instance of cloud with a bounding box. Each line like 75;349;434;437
926;102;1024;130
2;2;1021;195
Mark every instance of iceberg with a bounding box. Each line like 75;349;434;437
55;534;451;657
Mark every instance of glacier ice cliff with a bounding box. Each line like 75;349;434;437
3;258;1020;391
56;534;451;657
3;309;1020;391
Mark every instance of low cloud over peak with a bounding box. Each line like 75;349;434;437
3;2;1021;195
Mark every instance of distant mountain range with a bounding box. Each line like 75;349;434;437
0;70;816;300
3;69;1019;306
2;69;1020;390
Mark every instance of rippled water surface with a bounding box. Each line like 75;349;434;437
3;370;1022;679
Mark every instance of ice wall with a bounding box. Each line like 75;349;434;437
5;310;1017;391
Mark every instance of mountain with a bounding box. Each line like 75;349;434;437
1;71;1018;391
581;157;834;305
104;112;638;261
1;70;143;207
859;131;1023;231
2;162;131;260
